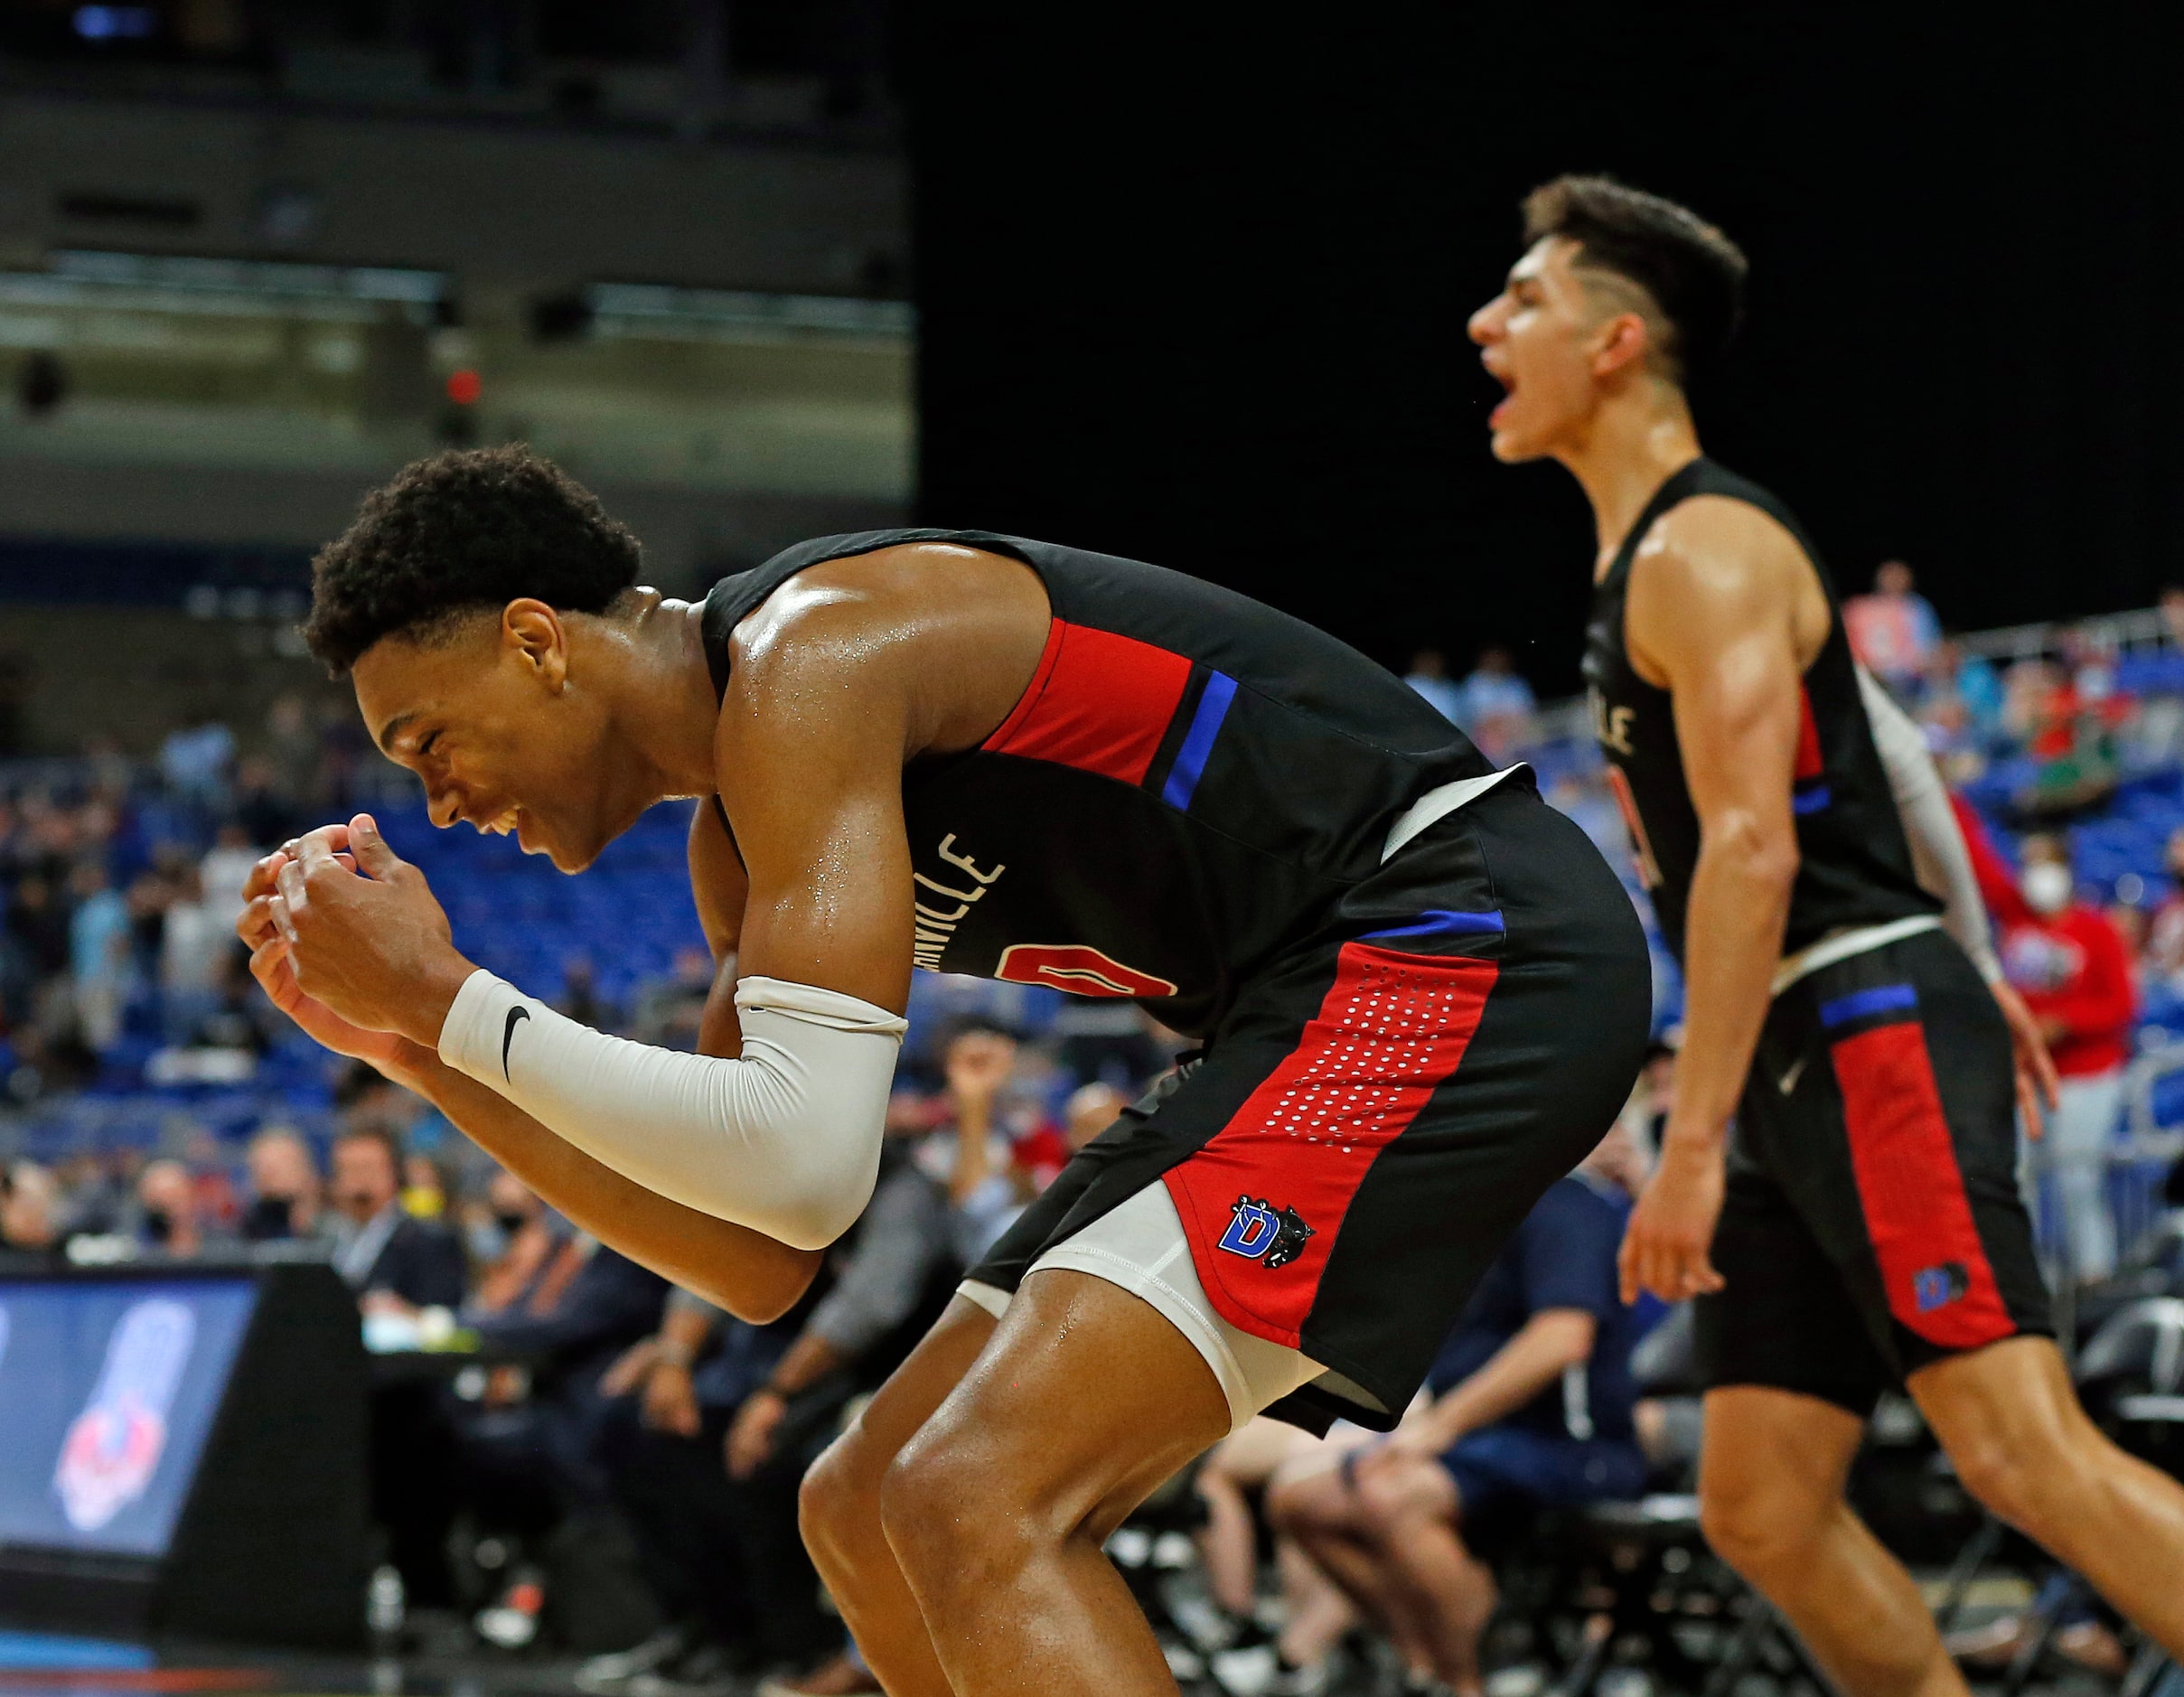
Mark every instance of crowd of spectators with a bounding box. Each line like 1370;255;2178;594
5;576;2184;1691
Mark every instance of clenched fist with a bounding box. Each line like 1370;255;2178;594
241;813;476;1053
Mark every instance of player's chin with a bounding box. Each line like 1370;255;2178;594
1486;424;1548;464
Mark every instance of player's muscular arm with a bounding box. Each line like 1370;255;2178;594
1618;499;1821;1304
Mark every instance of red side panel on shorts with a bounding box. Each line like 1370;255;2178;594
980;618;1193;787
1829;1022;2017;1350
1165;942;1498;1350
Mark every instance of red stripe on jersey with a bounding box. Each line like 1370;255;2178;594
1165;943;1498;1349
981;618;1194;787
1795;685;1825;781
1829;1021;2017;1350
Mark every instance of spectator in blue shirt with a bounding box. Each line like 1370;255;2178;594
1270;1129;1646;1693
1402;649;1464;725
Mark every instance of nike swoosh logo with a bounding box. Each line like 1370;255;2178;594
1776;1055;1807;1095
501;1006;530;1080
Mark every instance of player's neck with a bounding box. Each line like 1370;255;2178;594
591;595;726;804
1557;385;1702;568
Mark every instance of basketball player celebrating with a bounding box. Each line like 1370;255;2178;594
1470;175;2184;1689
239;449;1651;1696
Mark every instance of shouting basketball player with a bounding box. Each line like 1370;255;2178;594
1470;174;2184;1689
239;451;1650;1695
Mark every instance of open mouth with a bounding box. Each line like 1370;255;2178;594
1487;370;1517;429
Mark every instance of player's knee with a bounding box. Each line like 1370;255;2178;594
1699;1474;1823;1583
800;1426;887;1580
1947;1426;2085;1541
877;1420;1015;1591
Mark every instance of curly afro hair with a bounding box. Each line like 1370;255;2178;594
303;445;642;674
1521;174;1747;389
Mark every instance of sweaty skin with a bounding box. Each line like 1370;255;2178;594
248;539;1268;1695
240;543;1050;1317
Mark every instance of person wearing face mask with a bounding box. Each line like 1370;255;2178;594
239;1125;330;1245
1970;828;2138;1285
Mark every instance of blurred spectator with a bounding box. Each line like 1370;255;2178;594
1194;1419;1363;1693
230;755;303;850
1844;559;1941;697
558;954;616;1030
1064;1079;1129;1150
1401;648;1463;724
720;1115;962;1493
2004;650;2130;817
403;1152;451;1220
133;1157;230;1260
631;945;714;1050
240;1125;327;1243
1454;645;1538;761
328;1125;467;1309
68;858;131;1052
263;694;323;811
912;1019;1068;1262
1;1160;65;1261
594;1286;843;1684
1970;823;2138;1284
2144;829;2184;989
158;861;230;1044
199;820;264;932
1270;1129;1647;1692
159;720;237;817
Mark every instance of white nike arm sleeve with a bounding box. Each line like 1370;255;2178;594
1857;666;2004;984
437;970;907;1251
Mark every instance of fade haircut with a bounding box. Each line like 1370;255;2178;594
1521;174;1748;389
303;445;642;674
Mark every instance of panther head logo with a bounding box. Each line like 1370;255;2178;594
1218;1195;1316;1270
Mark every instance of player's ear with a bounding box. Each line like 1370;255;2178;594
1590;312;1652;380
501;600;568;690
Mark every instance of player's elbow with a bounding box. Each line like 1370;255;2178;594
723;1246;825;1324
764;1138;884;1252
1707;809;1800;896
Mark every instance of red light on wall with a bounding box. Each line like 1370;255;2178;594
445;368;483;406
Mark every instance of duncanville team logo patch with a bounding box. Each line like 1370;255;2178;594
1913;1261;1972;1312
1218;1196;1315;1270
995;943;1179;999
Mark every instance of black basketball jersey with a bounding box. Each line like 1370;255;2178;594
699;528;1500;1037
1580;459;1936;964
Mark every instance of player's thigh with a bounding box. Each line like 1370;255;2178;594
886;1267;1232;1553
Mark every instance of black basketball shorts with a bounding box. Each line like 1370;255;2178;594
1695;925;2054;1417
964;777;1653;1434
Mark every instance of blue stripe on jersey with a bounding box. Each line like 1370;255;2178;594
1161;670;1238;811
1793;784;1832;816
1359;908;1506;942
1818;982;1918;1029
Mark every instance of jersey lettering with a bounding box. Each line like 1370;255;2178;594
911;833;1008;971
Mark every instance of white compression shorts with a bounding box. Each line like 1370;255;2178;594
438;970;906;1251
960;1182;1324;1432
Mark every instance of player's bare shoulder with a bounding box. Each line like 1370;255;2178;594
1626;494;1831;682
719;542;1051;758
